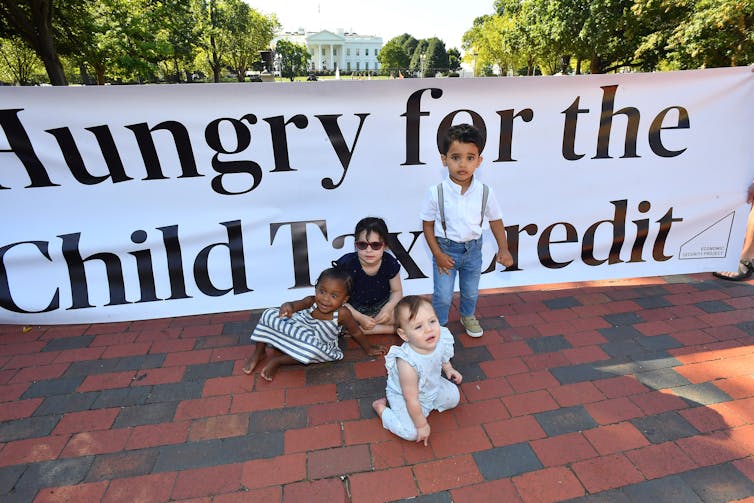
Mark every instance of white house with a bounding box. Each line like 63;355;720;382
271;28;383;73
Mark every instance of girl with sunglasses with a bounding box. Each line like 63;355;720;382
333;217;404;335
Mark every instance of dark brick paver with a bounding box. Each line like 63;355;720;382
1;273;753;502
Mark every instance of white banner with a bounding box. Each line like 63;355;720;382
1;67;753;324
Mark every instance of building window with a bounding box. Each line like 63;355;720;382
366;62;369;70
357;62;360;71
366;49;369;56
347;48;350;56
321;48;326;56
347;62;351;72
356;48;360;56
333;48;337;56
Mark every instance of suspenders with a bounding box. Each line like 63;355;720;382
437;182;489;239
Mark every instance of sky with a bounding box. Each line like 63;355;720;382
245;0;496;51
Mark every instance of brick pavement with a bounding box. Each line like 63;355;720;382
1;273;753;502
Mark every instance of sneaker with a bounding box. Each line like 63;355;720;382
460;315;484;338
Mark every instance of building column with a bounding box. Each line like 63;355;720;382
310;43;318;70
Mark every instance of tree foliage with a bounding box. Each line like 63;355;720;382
273;38;310;80
0;0;277;84
408;39;428;75
663;0;754;67
397;33;420;59
0;0;67;84
194;0;278;83
423;38;449;75
219;0;279;81
0;35;44;84
466;0;753;74
1;0;749;84
447;47;462;71
377;37;411;74
378;33;459;76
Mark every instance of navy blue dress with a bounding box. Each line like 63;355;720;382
333;252;401;314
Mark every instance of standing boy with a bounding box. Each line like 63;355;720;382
419;123;514;337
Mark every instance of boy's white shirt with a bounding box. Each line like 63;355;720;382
419;176;503;242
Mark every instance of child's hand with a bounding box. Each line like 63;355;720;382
360;316;377;330
435;252;455;274
497;248;514;268
446;368;463;384
373;308;391;326
278;302;294;317
367;344;387;356
415;422;431;446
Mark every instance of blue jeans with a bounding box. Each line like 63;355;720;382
432;237;483;326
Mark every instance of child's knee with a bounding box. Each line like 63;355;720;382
380;406;418;441
436;381;460;412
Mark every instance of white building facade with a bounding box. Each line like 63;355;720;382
271;29;383;74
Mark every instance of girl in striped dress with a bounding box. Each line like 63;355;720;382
243;268;387;381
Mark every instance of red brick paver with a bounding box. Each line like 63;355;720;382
2;273;754;502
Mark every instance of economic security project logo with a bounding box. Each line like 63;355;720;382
678;211;734;260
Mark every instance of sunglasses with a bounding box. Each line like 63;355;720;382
355;241;384;251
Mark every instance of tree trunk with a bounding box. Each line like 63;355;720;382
94;64;106;85
212;54;221;82
1;0;68;85
79;64;92;85
33;15;66;85
590;55;602;74
210;33;221;82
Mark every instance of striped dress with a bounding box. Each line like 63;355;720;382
249;305;343;364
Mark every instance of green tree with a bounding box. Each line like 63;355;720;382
424;37;449;75
471;0;753;74
0;35;44;84
160;0;201;82
576;0;642;73
522;0;571;74
52;0;102;84
192;0;276;83
377;37;410;74
409;39;429;75
65;0;127;84
244;8;279;75
195;0;229;82
0;0;67;84
97;0;174;83
490;0;570;75
53;0;197;84
379;34;450;76
666;0;754;68
218;0;278;81
274;38;310;80
447;47;462;72
489;0;645;74
494;0;524;15
463;13;522;75
397;33;420;59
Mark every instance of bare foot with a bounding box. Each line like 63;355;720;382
260;358;283;381
372;398;387;417
242;348;265;375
